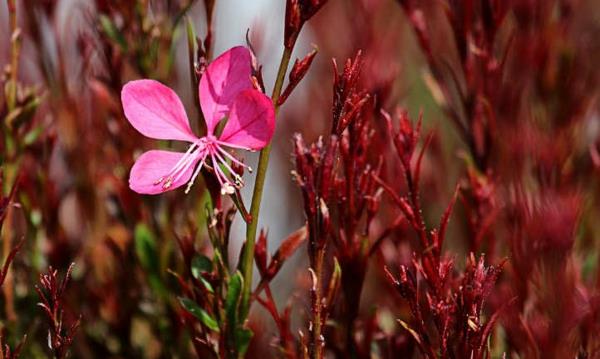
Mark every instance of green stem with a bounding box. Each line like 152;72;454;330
239;46;293;319
6;0;20;113
310;248;325;359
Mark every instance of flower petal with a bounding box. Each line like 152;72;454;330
129;150;198;194
122;80;197;142
218;89;275;150
199;46;254;134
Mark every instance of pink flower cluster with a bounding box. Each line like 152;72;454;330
121;46;275;195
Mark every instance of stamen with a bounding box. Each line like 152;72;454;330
169;143;198;173
185;154;207;194
154;142;199;186
211;150;242;195
221;182;235;195
216;139;253;151
213;161;231;187
163;177;173;189
168;144;202;179
209;152;225;186
212;148;244;187
214;145;251;170
172;150;200;183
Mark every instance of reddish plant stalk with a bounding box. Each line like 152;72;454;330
35;263;81;359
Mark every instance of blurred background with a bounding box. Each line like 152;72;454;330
1;0;600;358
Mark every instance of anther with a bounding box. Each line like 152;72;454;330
221;183;235;195
162;177;173;189
154;177;164;185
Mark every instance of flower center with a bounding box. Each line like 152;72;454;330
204;138;250;195
153;136;253;195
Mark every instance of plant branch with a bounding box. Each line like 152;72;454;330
6;0;20;113
239;46;293;320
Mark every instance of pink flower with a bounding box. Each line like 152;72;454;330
121;46;275;195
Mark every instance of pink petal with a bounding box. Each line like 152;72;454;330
218;89;275;150
129;150;197;194
199;46;254;134
122;80;197;142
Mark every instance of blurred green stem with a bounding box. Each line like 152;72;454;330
239;46;293;320
2;0;20;325
6;0;19;113
310;248;325;359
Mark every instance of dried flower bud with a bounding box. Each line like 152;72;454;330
267;226;307;279
278;48;318;106
293;133;339;256
331;51;369;134
284;0;329;49
255;230;268;276
382;108;422;170
284;0;302;49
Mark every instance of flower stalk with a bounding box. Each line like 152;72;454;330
240;0;330;321
6;0;20;113
239;45;293;319
309;248;325;359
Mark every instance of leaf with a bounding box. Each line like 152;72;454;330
134;223;159;272
397;319;423;346
186;16;197;86
23;123;45;146
191;255;213;279
438;184;460;247
99;15;128;51
134;224;168;297
179;297;220;332
235;327;253;356
267;225;307;278
6;95;40;130
325;257;341;308
189;254;215;293
199;277;215;293
255;230;268;275
225;271;244;327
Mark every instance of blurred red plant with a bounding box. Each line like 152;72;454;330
0;0;599;358
35;263;80;359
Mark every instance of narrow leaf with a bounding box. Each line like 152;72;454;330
326;257;341;308
99;15;128;51
134;223;159;272
225;271;244;327
179;297;220;332
235;327;253;356
191;255;213;279
267;225;307;278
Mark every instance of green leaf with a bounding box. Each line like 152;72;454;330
582;250;598;280
134;224;167;297
186;17;197;87
398;319;423;346
99;15;128;51
235;327;253;356
199;277;214;293
212;249;228;281
23;123;44;146
7;95;40;130
179;297;220;332
225;271;244;327
134;223;159;272
191;255;214;293
191;255;213;279
326;257;342;308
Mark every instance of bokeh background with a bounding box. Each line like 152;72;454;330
1;0;600;358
